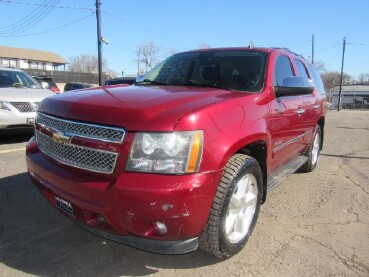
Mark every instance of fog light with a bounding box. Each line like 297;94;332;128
155;221;167;235
97;214;106;224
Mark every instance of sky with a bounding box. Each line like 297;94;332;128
0;0;368;78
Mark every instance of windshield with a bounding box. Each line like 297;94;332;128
0;70;41;89
137;50;267;92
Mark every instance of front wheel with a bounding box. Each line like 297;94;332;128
199;154;263;258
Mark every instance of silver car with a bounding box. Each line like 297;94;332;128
0;67;54;133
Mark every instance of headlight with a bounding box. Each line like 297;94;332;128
0;101;11;111
32;102;40;112
126;131;203;174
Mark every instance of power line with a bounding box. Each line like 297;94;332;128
0;0;50;30
102;10;189;48
0;12;94;37
0;0;92;10
301;43;342;55
0;0;60;35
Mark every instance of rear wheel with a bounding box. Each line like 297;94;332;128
199;154;263;258
300;125;321;172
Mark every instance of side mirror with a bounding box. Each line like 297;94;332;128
274;76;314;98
40;81;50;89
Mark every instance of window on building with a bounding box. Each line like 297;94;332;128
9;60;16;68
2;60;10;67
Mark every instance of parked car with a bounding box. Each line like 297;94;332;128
26;47;327;258
104;77;136;86
0;67;54;134
64;82;95;92
33;76;60;93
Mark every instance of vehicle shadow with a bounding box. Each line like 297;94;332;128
0;131;33;145
0;173;219;277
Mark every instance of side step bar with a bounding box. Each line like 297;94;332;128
267;156;308;192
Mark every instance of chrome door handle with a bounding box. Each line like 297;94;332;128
314;104;320;109
297;109;305;115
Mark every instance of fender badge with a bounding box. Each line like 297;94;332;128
52;132;72;144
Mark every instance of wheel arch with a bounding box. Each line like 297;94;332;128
317;116;325;150
236;141;268;204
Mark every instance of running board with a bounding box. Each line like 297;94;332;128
267;156;308;192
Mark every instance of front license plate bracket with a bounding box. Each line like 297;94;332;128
55;196;74;215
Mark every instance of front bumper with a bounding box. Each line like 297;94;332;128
26;142;222;254
0;109;35;130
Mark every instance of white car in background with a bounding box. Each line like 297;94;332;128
0;67;54;134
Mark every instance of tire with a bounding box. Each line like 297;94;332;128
300;125;321;173
199;154;263;258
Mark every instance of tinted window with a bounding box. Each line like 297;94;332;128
294;59;309;78
274;55;294;86
139;51;268;92
0;70;41;88
308;64;325;95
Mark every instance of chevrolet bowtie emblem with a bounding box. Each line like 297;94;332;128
52;132;72;144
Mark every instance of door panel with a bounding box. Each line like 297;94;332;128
269;96;306;172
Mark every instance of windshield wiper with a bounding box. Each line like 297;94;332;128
182;80;235;91
181;79;216;88
136;79;169;86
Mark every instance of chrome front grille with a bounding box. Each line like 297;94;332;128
10;102;38;112
35;113;125;174
36;112;125;143
35;130;118;174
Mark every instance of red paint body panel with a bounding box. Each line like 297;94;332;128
40;86;241;131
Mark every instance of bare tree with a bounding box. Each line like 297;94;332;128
69;54;108;73
135;45;143;76
313;60;326;73
321;71;352;91
358;73;369;84
136;42;161;74
198;43;212;49
167;47;178;57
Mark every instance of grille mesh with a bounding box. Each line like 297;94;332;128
10;102;37;112
36;113;125;143
35;130;118;174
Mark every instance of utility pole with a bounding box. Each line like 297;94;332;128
311;34;314;64
337;37;346;111
96;0;102;86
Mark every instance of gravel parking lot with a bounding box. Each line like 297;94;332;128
0;110;368;277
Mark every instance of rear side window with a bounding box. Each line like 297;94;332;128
294;59;309;78
274;55;294;86
308;64;325;95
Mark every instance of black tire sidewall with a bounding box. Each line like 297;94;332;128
219;160;263;256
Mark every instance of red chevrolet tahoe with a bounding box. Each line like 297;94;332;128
26;47;327;258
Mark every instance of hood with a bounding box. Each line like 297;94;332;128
0;87;54;102
38;85;244;131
